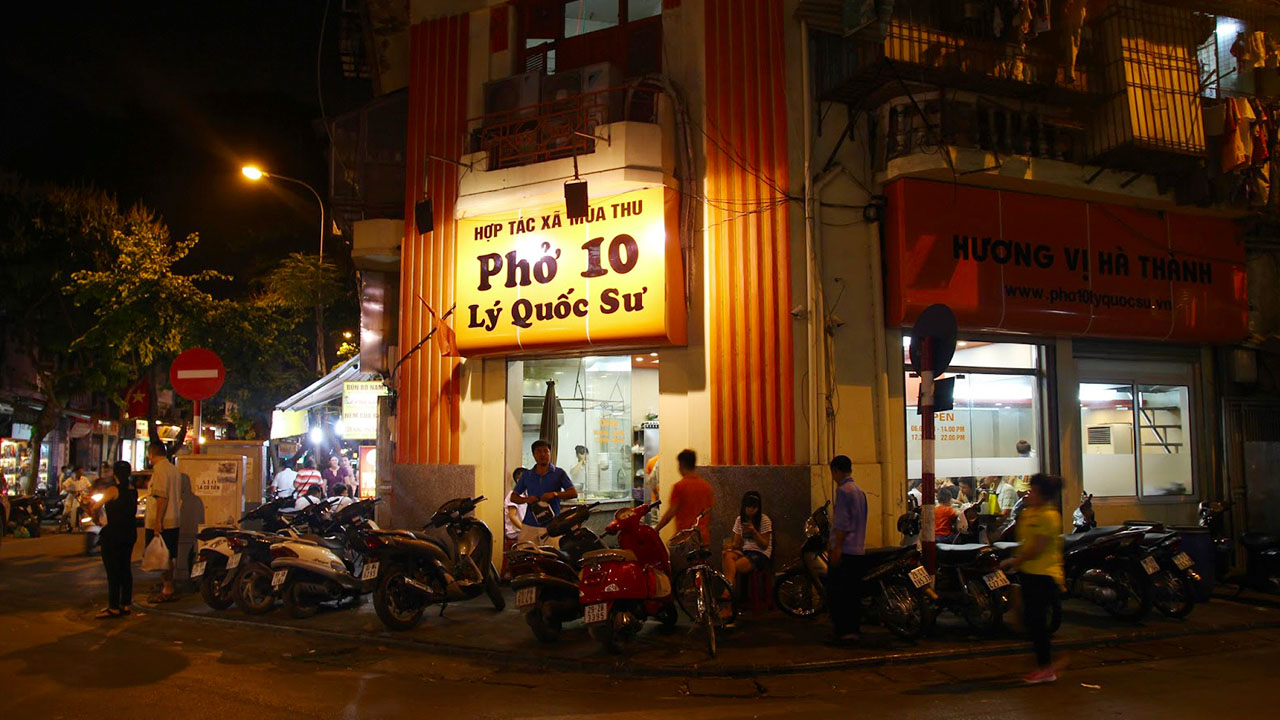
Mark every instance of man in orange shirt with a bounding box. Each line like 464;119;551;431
655;448;713;545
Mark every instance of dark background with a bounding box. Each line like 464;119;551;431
1;1;372;294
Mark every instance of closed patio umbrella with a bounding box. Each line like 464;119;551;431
537;380;559;463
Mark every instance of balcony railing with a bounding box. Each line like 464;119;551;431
812;18;1094;108
468;85;661;172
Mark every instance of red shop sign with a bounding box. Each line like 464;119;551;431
882;179;1248;344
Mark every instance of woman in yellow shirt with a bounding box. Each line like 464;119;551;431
1001;473;1064;685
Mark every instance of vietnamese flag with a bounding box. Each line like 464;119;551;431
124;378;150;418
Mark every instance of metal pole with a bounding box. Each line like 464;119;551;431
193;399;202;456
920;337;936;575
265;173;326;261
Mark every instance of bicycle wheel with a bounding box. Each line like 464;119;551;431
699;574;718;657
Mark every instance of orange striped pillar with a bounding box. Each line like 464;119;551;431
704;0;796;466
397;14;469;465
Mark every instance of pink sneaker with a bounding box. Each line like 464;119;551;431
1023;668;1058;685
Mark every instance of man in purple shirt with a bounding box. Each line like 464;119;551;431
829;454;868;644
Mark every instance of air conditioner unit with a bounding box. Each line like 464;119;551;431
542;69;583;105
1085;424;1134;454
483;72;541;117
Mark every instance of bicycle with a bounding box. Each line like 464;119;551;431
670;509;737;657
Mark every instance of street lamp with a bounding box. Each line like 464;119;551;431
240;164;326;261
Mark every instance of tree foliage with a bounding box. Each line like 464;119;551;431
258;252;344;312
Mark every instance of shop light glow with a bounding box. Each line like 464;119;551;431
333;420;346;437
309;426;324;444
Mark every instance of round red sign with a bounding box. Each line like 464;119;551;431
169;348;226;401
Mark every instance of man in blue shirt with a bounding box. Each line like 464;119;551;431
828;454;868;644
510;439;578;535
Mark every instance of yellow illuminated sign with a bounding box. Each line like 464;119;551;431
455;186;685;354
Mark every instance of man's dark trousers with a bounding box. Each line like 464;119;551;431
829;553;867;637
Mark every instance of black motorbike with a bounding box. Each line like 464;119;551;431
1141;528;1200;618
931;542;1011;633
1201;501;1280;594
774;501;934;640
366;496;505;631
996;524;1153;622
5;495;46;538
774;501;830;617
509;503;605;642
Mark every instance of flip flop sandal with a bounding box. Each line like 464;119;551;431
95;608;122;619
147;593;177;604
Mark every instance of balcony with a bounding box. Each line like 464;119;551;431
458;84;671;217
467;85;661;171
809;16;1095;109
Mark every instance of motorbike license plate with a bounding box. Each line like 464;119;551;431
190;559;206;578
226;552;242;570
584;602;608;625
515;587;537;609
361;561;380;581
983;570;1010;590
1141;555;1160;575
908;565;932;588
271;569;288;588
1174;552;1194;571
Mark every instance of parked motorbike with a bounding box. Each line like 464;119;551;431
578;501;679;653
365;496;504;631
509;502;604;642
1141;528;1200;618
775;501;935;640
931;542;1011;633
190;498;305;612
774;500;829;617
269;499;381;618
5;494;46;538
1201;501;1280;594
995;524;1153;622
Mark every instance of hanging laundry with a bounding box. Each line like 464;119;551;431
1062;0;1087;82
1222;100;1250;173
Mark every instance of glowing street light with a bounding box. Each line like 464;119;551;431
239;164;326;260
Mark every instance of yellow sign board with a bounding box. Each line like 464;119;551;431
455;186;686;355
341;381;387;440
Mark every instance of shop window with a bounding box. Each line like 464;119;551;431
517;0;661;77
512;354;660;502
1079;382;1194;498
1080;383;1138;497
628;0;661;21
903;337;1044;496
565;0;618;38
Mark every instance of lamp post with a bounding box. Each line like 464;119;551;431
242;164;330;373
241;165;326;261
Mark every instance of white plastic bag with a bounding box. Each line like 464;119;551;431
141;535;171;571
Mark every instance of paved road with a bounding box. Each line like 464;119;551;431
3;532;1278;719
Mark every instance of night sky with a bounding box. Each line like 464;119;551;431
2;1;372;292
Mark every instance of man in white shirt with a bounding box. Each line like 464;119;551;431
147;443;183;601
327;484;356;513
271;461;298;500
61;467;92;530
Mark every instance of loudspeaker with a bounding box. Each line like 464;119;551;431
414;198;433;234
564;180;589;220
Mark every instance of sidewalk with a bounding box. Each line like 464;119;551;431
142;581;1280;678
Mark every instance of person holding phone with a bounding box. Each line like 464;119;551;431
721;491;772;595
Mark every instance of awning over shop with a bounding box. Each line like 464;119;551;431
270;356;380;439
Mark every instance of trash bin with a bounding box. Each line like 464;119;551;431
1172;526;1214;602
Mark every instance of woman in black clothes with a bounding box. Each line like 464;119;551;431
89;461;138;618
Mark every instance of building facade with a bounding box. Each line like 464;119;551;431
367;0;1277;553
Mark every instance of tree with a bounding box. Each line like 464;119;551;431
258;252;345;375
0;178;132;491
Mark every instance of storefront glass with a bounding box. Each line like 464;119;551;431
904;339;1044;486
1080;381;1194;497
513;354;660;502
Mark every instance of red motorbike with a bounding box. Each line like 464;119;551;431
578;501;678;653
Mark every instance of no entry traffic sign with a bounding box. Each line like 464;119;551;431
169;348;226;401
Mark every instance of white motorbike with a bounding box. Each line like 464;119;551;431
269;499;381;618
